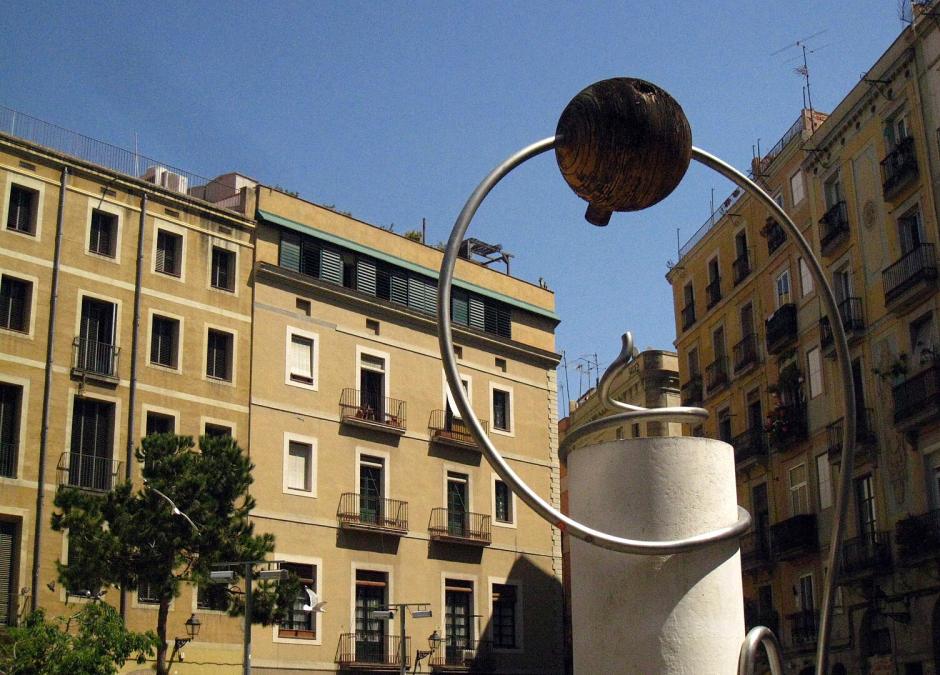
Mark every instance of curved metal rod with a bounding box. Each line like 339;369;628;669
598;332;647;412
437;135;750;556
738;626;784;675
693;147;856;675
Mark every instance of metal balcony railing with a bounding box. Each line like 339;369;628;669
763;219;786;254
896;509;940;562
818;200;850;256
881;136;918;200
72;337;119;380
56;452;121;492
732;428;767;466
339;388;406;431
732;252;751;286
740;530;773;571
0;441;15;477
893;364;940;424
337;633;409;669
428;508;491;546
681;303;696;331
820;297;865;352
680;376;702;407
826;409;875;460
428;410;488;447
430;637;489;669
765;303;797;355
744;606;779;635
771;513;817;560
883;243;937;307
706;277;722;309
704;357;728;394
786;610;818;647
839;531;892;578
337;493;408;533
732;333;759;372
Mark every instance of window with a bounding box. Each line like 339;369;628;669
279;563;318;639
155;229;182;276
150;315;179;369
899;207;923;254
204;423;231;438
206;329;233;381
798;258;814;297
68;397;115;491
6;184;36;234
790;169;805;205
354;569;387;652
717;408;732;444
358;351;388;421
775;269;791;307
494;479;513;523
137;580;160;605
816;453;832;510
210;246;235;291
287;330;317;388
0;275;31;332
789;463;808;516
145;412;175;436
0;383;22;478
491;386;512;433
797;573;814;611
0;521;16;625
89;209;117;257
824;174;843;209
197;584;229;612
445;579;474;654
807;348;823;399
856;474;877;537
286;441;312;492
773;193;785;209
492;583;519;649
77;297;116;376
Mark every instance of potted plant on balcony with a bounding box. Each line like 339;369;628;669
765;364;805;449
872;352;908;384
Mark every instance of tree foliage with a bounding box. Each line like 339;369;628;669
0;603;158;675
50;434;280;674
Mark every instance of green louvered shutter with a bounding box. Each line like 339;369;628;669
300;239;320;277
320;248;343;285
357;259;377;296
279;231;301;272
408;276;437;314
451;290;469;326
0;522;12;626
390;271;409;305
468;296;486;331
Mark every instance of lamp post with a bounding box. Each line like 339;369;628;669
414;630;443;674
168;612;200;666
368;603;434;675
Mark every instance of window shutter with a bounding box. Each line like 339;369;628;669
496;305;511;338
287;442;309;490
356;259;377;296
0;278;27;331
468;296;485;330
408;276;436;314
319;248;343;284
0;384;18;446
279;231;301;271
0;522;13;626
390;271;408;305
451;290;469;326
300;239;320;276
290;335;312;380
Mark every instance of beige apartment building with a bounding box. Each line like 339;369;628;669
0;108;565;673
666;5;940;672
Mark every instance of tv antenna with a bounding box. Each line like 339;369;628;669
771;30;828;131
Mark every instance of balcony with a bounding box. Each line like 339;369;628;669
732;428;768;469
430;638;490;671
0;441;15;478
786;610;818;648
680;376;703;407
819;297;865;353
826;409;876;464
881;136;918;201
337;493;408;535
71;337;119;384
339;388;406;434
765;403;807;452
704;358;728;396
744;605;779;635
839;531;892;581
705;277;722;309
818;201;850;257
428;410;488;449
681;303;696;331
428;508;491;546
732;253;751;286
893;364;940;428
762;218;786;255
883;243;937;314
765;303;797;355
732;333;760;373
896;509;940;564
337;633;410;670
771;513;817;561
740;530;773;572
56;452;122;492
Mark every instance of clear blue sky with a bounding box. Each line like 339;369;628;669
1;1;905;409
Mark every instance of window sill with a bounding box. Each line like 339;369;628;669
288;376;317;390
0;326;32;339
205;375;234;386
493;519;517;530
491;427;514;438
210;284;236;294
4;227;37;239
86;250;119;264
283;488;317;499
148;361;181;374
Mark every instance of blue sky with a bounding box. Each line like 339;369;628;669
1;1;906;408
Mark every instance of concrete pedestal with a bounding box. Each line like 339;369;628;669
568;436;743;674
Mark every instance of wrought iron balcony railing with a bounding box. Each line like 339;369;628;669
896;509;940;562
883;243;937;308
681;303;696;331
765;303;797;355
732;252;751;286
786;610;818;647
429;637;490;669
839;531;892;579
818;200;850;256
339;388;406;432
820;297;865;351
704;357;728;395
705;277;722;309
826;409;875;461
771;513;817;561
744;606;778;635
72;337;119;381
428;508;491;546
680;375;702;407
56;451;121;492
893;363;940;425
428;410;488;448
732;333;759;373
337;633;410;669
0;441;15;478
337;493;408;534
881;136;918;200
732;428;767;467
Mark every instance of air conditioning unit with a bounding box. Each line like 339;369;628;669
143;166;189;194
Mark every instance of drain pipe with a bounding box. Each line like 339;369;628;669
31;165;69;611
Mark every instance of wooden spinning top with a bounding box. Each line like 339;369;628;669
555;78;692;226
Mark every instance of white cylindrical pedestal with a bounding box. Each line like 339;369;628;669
568;436;743;674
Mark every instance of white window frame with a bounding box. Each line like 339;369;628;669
272;553;324;645
203;323;237;386
2;173;45;240
0;374;30;481
285;327;319;391
0;267;38;339
199;416;236;441
84;196;123;264
790;169;805;205
491;473;517;529
797;572;815;611
442;464;473;512
355;447;391;501
146;308;184;374
816;452;833;510
443;372;472;419
64;388;121;493
774;268;791;308
207;237;239;296
798;258;814;298
151;219;187;283
142;404;179;436
488;576;524;652
439;571;478;646
789;463;808;516
356;345;391;400
807;347;823;399
352;562;395;639
73;290;121;354
283;432;317;498
489;382;515;437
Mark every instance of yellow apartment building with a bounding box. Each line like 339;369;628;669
667;6;940;672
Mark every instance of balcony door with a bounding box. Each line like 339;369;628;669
359;458;384;526
741;304;754;339
78;297;115;375
359;354;386;422
69;397;114;490
355;571;387;662
832;268;850;306
447;472;468;536
855;474;877;540
752;483;770;558
445;580;473;659
444;377;470;433
899;208;923;254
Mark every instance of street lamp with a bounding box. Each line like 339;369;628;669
169;613;200;664
368;603;434;675
414;630;443;674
